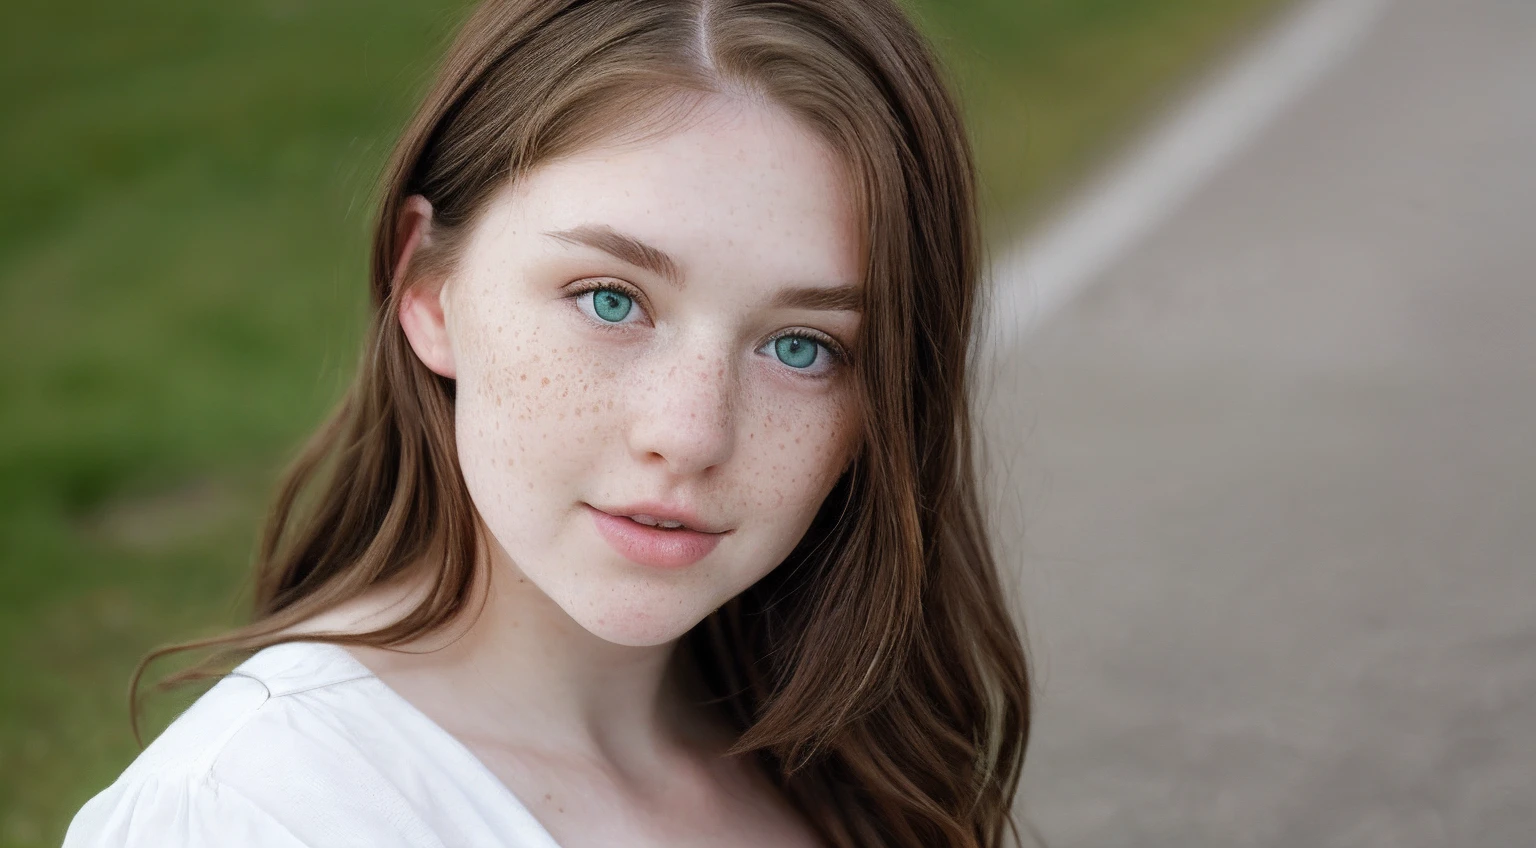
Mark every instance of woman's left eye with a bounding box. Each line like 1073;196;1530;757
759;332;844;378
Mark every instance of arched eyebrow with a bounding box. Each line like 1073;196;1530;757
545;224;683;288
771;284;862;313
544;223;862;313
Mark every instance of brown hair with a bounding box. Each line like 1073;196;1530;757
133;1;1032;845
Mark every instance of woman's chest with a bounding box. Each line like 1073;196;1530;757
473;744;825;848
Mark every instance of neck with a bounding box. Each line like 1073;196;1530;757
322;543;732;769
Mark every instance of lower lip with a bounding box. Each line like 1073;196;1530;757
586;505;725;569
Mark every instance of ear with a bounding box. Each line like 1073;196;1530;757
394;195;457;379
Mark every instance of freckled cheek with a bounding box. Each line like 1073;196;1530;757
738;392;859;515
458;325;626;469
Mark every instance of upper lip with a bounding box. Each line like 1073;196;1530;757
589;502;730;534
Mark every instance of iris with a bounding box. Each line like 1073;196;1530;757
593;289;632;322
775;336;818;369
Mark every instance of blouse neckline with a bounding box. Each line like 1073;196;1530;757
268;639;565;848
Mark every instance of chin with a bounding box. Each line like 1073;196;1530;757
562;596;711;648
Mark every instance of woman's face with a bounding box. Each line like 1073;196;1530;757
403;96;864;647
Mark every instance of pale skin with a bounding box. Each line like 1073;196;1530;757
273;94;865;847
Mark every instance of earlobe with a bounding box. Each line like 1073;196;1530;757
400;282;457;379
393;196;457;379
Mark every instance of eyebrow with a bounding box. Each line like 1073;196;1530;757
545;224;683;288
543;223;862;314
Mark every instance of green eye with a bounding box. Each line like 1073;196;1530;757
591;288;633;322
774;335;819;369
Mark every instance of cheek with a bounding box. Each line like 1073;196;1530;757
452;316;622;518
738;385;860;519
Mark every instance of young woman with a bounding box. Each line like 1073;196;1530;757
64;0;1032;845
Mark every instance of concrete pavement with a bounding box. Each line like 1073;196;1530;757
981;0;1536;844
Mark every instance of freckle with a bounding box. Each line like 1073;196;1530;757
495;395;502;406
541;377;550;386
520;373;527;381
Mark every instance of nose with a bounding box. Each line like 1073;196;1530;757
625;342;738;477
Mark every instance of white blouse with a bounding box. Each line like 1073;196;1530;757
63;640;564;847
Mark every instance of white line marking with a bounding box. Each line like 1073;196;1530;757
984;0;1393;351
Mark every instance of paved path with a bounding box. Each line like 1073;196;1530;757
980;0;1536;844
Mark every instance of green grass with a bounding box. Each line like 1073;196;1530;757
0;0;1287;843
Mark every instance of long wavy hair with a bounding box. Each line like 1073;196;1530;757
131;1;1033;845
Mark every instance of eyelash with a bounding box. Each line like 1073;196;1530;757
564;279;849;378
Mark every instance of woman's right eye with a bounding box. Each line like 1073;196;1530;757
572;284;645;326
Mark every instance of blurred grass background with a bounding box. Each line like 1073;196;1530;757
0;0;1288;843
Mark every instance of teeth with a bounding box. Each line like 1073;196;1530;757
629;514;686;529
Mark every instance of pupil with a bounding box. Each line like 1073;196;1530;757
594;290;632;322
775;336;818;368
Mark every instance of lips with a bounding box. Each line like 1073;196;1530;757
585;504;726;569
587;501;726;535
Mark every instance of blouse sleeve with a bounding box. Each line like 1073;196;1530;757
62;770;312;848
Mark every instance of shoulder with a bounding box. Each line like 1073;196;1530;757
63;642;428;848
62;767;310;848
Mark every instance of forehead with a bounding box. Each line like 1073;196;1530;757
477;96;864;290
